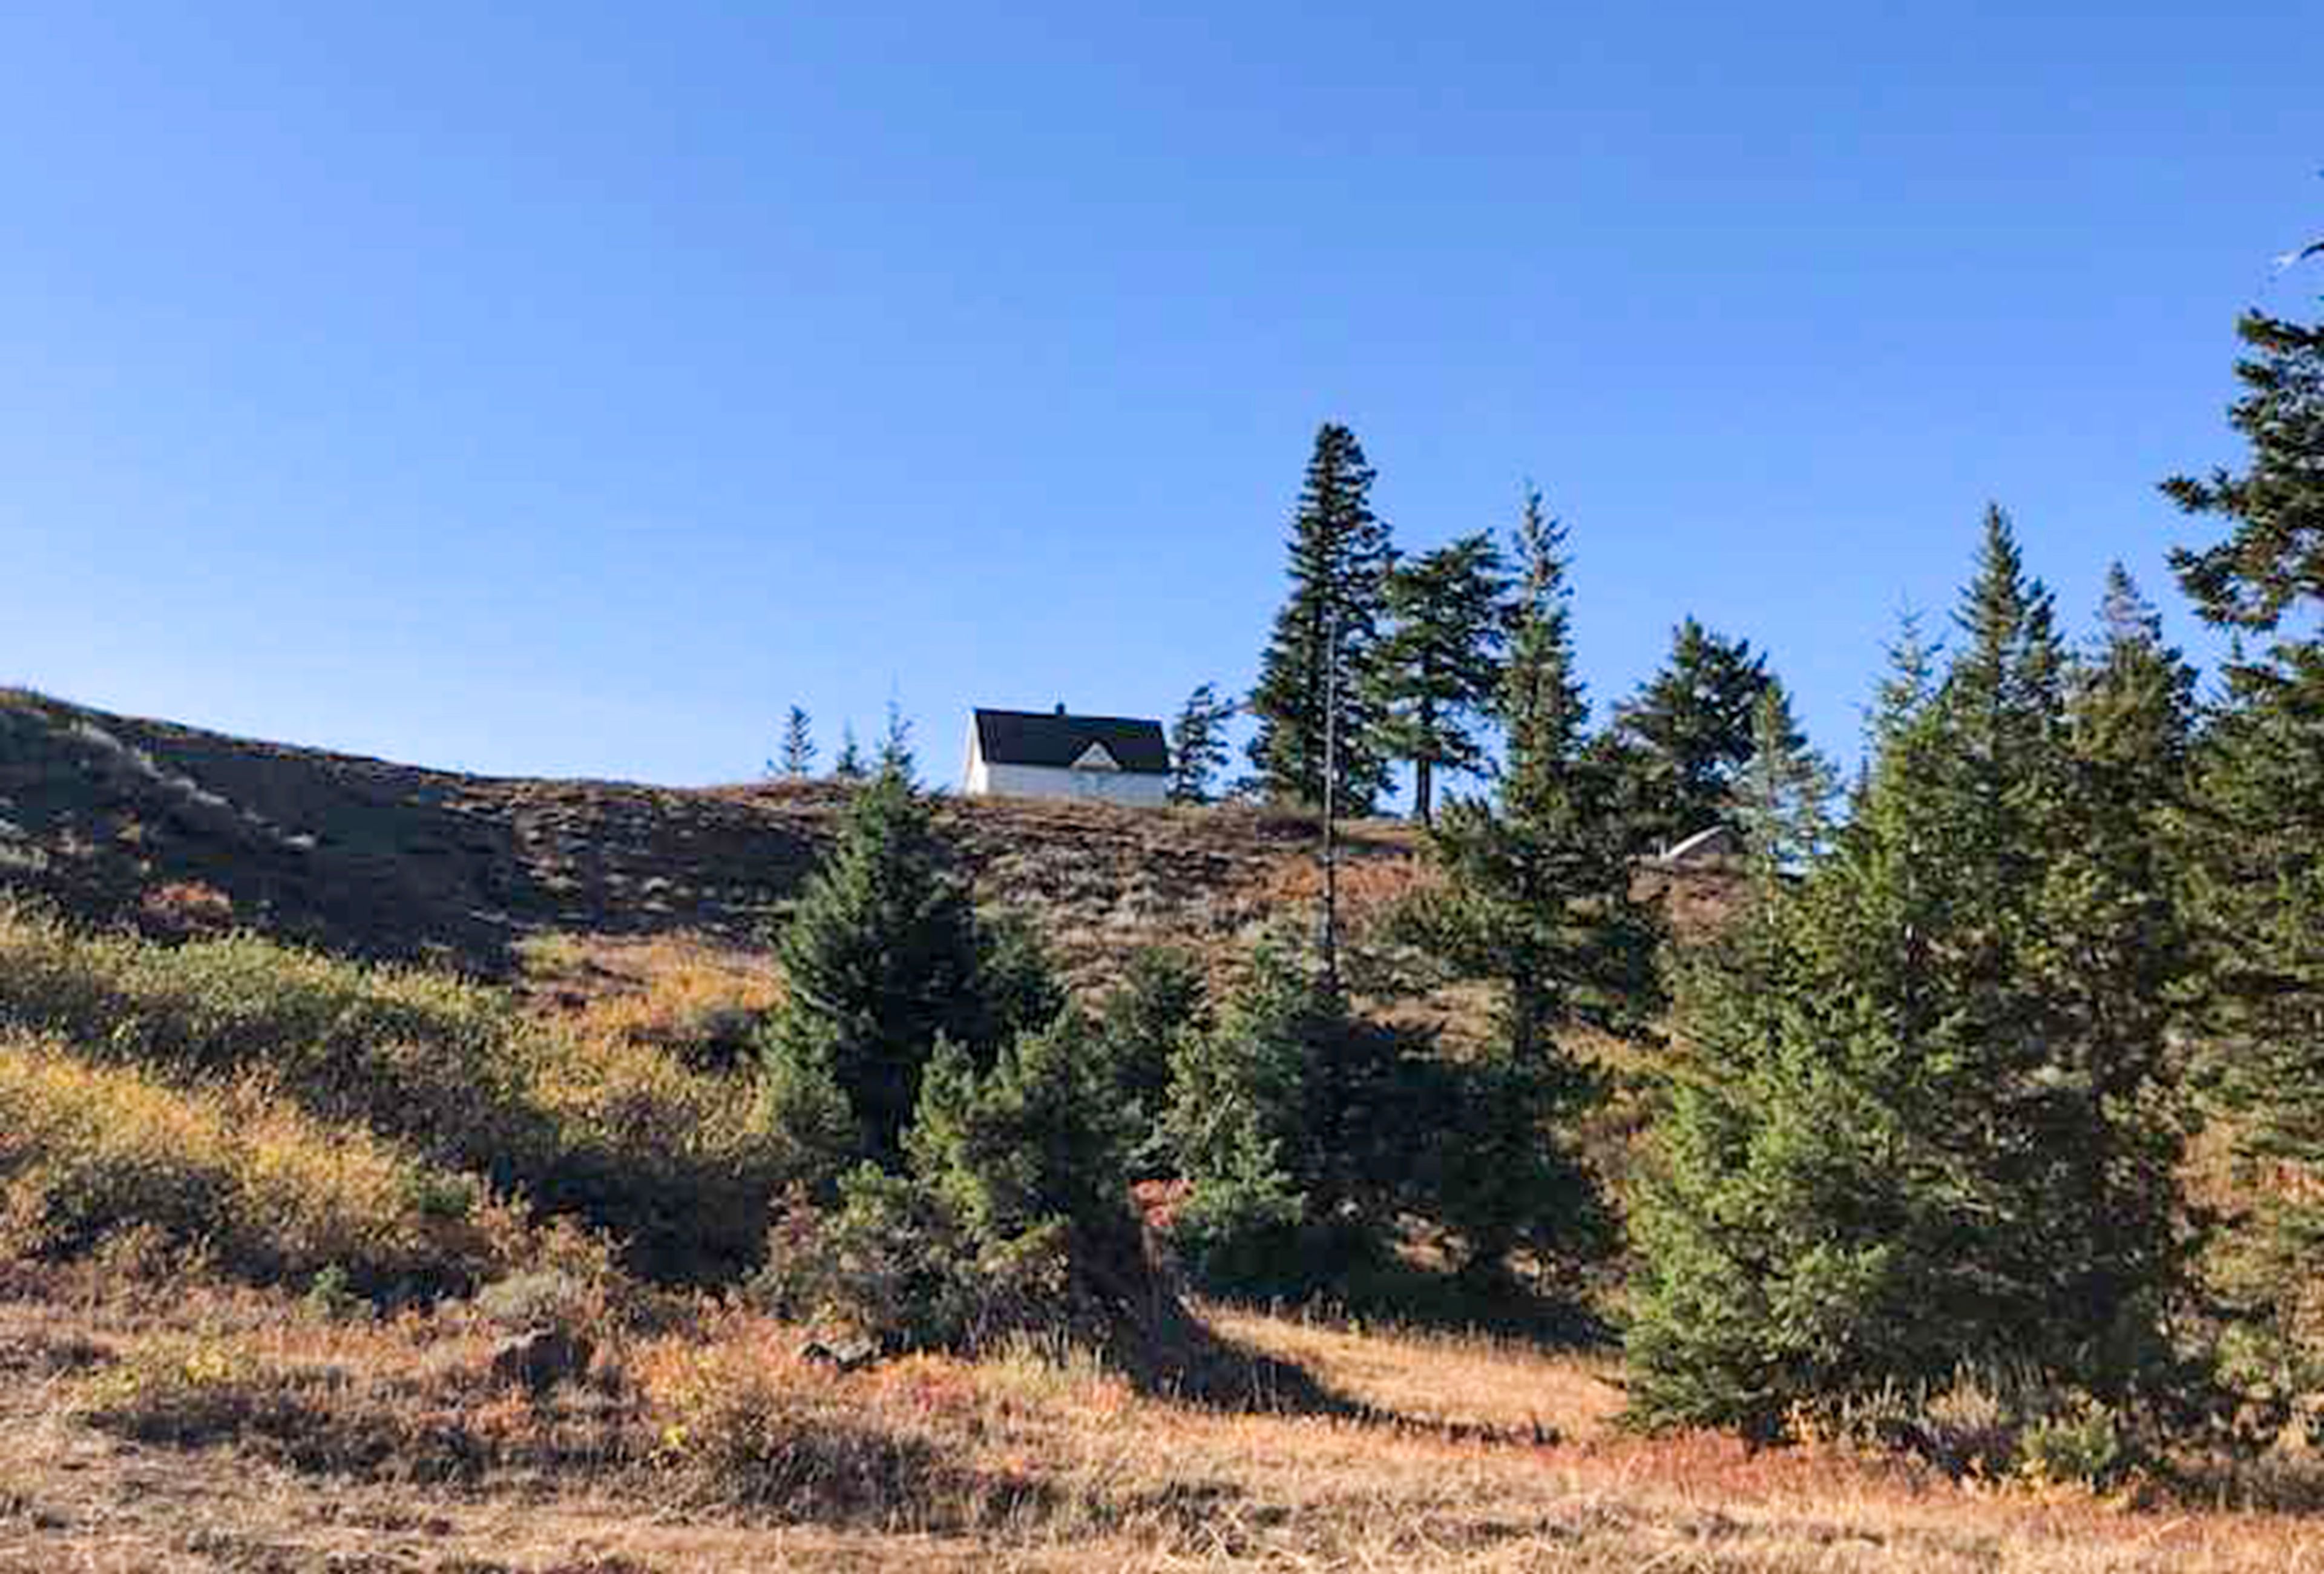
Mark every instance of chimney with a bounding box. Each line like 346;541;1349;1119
1054;702;1066;716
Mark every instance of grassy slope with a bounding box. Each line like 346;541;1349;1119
21;690;2292;1569
0;685;1442;992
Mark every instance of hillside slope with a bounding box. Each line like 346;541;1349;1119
0;688;1429;986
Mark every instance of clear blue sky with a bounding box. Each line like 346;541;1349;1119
4;3;2317;791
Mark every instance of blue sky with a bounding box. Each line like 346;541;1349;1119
3;4;2317;792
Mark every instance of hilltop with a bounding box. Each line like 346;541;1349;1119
0;687;1456;990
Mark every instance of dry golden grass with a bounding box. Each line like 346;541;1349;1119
516;931;782;1055
7;1267;2324;1573
0;901;783;1283
0;1031;531;1295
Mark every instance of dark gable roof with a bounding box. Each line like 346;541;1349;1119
973;709;1170;774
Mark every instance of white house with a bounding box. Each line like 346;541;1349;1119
961;706;1172;808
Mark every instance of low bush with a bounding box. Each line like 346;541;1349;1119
752;1168;1070;1353
73;1328;632;1483
0;901;784;1283
0;1033;527;1297
1817;1363;2145;1492
520;1027;786;1282
0;900;551;1179
638;1334;987;1521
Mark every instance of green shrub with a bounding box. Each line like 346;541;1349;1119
301;1265;366;1322
1161;1128;1308;1296
0;1033;525;1297
2018;1398;2130;1490
1093;946;1208;1177
0;902;784;1285
751;1167;1054;1351
755;1014;1167;1358
1162;939;1534;1296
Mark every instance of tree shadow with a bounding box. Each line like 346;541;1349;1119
1298;1256;1617;1350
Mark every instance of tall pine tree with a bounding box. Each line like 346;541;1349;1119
1247;423;1396;814
1371;531;1510;823
1405;489;1659;1268
2164;291;2324;1357
1729;679;1836;880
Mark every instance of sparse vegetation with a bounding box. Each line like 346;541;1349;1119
0;897;783;1285
0;1030;528;1297
8;265;2324;1564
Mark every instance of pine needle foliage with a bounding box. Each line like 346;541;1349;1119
1416;490;1662;1061
777;706;816;779
1371;532;1510;823
757;771;1052;1175
1247;423;1397;813
1730;679;1837;878
1600;618;1777;854
1166;683;1235;805
1626;512;2199;1437
2164;299;2324;1371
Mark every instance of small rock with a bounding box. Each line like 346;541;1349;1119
488;1326;592;1395
798;1337;878;1373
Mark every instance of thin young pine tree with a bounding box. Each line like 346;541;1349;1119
1247;423;1397;813
776;705;816;779
832;722;868;781
876;699;916;784
1728;679;1836;881
1405;487;1659;1271
1167;683;1233;805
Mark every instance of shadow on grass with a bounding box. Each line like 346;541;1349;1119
1201;1253;1614;1353
1094;1260;1606;1449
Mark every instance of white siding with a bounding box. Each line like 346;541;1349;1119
967;759;1170;808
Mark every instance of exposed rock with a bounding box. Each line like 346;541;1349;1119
798;1337;878;1373
488;1326;592;1395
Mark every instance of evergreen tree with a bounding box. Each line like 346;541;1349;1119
1419;489;1661;1061
1626;516;2196;1435
1095;946;1210;1171
776;705;816;779
1729;679;1836;879
759;773;1042;1172
1600;617;1773;854
1372;531;1510;823
907;1012;1145;1303
1162;938;1424;1292
1167;683;1234;805
833;722;868;781
877;698;917;785
1399;490;1660;1272
2164;295;2324;1347
1247;423;1397;813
